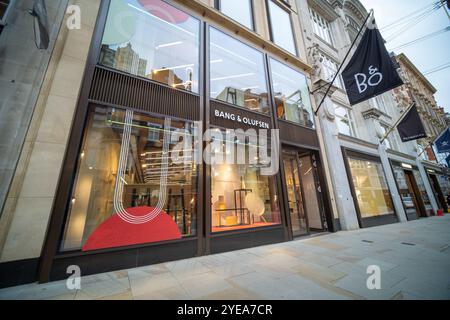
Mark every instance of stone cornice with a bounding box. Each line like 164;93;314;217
308;0;340;21
312;79;338;97
338;133;379;150
386;149;416;161
343;0;368;22
362;108;383;120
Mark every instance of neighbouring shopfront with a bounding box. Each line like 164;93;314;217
391;161;431;220
342;149;398;228
425;167;450;212
37;0;334;282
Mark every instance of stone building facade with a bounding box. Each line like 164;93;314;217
298;0;446;228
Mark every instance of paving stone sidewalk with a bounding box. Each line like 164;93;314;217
1;216;450;300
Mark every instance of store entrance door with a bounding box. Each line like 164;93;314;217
404;171;426;219
282;149;327;237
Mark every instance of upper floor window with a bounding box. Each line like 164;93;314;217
99;0;200;93
310;8;333;45
370;96;387;114
334;103;356;137
216;0;254;30
320;53;343;88
209;27;269;113
267;0;297;55
270;58;314;128
380;123;399;150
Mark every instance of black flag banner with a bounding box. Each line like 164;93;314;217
397;104;427;142
342;26;403;106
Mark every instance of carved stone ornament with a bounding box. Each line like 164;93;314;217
323;101;336;121
362;107;383;120
307;43;323;82
374;122;385;139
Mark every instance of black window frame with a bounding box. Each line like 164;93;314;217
265;0;298;57
214;0;255;31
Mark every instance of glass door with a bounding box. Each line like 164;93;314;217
282;149;327;237
299;153;325;231
283;151;308;236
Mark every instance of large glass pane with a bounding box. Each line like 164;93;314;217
211;129;281;232
220;0;253;29
99;0;200;93
283;152;307;236
267;0;296;55
392;166;418;218
437;174;450;199
348;157;395;218
270;58;314;128
210;27;269;113
299;155;323;230
335;105;353;136
61;106;198;252
413;170;434;216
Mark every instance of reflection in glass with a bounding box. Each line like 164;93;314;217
267;0;296;55
413;170;433;216
209;27;269;113
270;58;314;128
283;152;307;236
210;130;281;232
392;166;418;218
348;157;395;218
61;106;198;251
99;0;200;92
219;0;253;29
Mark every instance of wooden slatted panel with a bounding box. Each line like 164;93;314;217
89;66;200;121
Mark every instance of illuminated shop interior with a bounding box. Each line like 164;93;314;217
210;130;281;232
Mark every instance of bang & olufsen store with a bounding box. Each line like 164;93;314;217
38;0;335;282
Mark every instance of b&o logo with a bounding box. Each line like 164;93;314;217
354;65;383;94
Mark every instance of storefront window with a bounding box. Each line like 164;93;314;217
209;27;269;113
267;0;296;55
348;157;395;218
413;170;434;216
61;106;198;252
437;174;450;198
99;0;200;93
270;58;314;128
210;129;281;232
218;0;253;30
392;166;417;218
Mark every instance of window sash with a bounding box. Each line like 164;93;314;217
267;0;297;55
309;8;333;45
217;0;254;30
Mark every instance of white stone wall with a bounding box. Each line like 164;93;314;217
0;0;101;263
